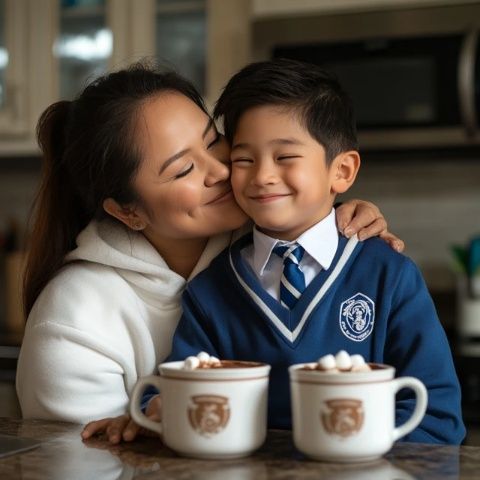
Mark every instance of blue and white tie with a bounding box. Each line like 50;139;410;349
273;243;306;309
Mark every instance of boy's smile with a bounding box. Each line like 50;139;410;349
230;105;340;240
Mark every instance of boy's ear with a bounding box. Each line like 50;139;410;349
103;198;146;231
330;151;361;194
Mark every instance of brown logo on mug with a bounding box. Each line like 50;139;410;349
188;395;231;437
321;398;364;437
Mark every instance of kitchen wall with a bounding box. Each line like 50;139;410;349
0;166;40;240
344;155;480;292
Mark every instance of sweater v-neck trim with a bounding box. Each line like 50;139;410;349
229;233;361;346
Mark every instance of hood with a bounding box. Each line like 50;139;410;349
65;218;232;308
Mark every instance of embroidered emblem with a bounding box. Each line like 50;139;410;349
321;398;364;437
188;395;230;437
339;292;375;342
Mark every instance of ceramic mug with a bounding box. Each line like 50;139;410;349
289;363;427;462
130;360;271;459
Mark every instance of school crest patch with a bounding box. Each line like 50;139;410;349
339;292;375;342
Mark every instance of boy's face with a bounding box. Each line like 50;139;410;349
230;105;341;240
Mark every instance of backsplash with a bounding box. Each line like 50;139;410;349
0;169;40;248
0;169;41;247
343;156;480;291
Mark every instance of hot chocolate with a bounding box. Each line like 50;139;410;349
183;352;263;370
206;360;264;369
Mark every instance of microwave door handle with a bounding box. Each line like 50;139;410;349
458;28;478;137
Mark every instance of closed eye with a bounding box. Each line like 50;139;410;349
175;163;194;179
277;155;300;160
231;157;253;163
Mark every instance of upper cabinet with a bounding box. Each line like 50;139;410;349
0;0;29;137
0;0;249;155
155;0;207;95
57;0;111;100
60;0;207;97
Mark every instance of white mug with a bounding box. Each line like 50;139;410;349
289;363;427;462
130;360;271;459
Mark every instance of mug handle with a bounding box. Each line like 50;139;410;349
130;375;163;436
391;377;428;442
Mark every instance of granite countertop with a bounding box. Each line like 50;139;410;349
1;418;480;479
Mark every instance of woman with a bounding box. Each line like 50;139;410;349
16;63;402;424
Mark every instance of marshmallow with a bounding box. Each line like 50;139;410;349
209;356;221;366
313;351;370;373
317;354;336;371
335;350;353;370
183;352;222;370
350;354;366;367
197;351;211;363
184;356;200;370
350;354;372;372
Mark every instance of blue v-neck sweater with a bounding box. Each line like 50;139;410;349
166;234;465;444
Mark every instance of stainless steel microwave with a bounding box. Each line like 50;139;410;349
256;2;480;151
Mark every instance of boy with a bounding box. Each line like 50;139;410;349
161;59;464;444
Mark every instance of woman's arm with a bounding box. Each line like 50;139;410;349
336;199;405;252
16;321;130;423
16;267;141;424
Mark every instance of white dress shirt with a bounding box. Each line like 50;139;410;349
241;209;339;301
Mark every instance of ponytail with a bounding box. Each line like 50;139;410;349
23;101;91;316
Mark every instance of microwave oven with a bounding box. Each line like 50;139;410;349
258;3;480;151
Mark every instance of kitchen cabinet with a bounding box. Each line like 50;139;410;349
155;0;206;95
0;0;254;155
0;0;63;155
57;0;110;101
0;0;216;155
0;0;29;139
0;0;140;155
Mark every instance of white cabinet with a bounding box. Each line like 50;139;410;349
155;0;206;95
57;0;111;100
0;0;211;155
1;0;60;154
0;0;252;155
0;0;29;138
0;0;59;155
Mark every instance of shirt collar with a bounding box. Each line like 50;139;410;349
252;208;339;275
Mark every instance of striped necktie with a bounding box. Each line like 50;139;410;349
273;243;306;309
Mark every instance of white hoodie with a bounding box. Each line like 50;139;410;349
16;218;233;423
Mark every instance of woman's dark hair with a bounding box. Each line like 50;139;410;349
24;62;207;316
213;58;358;163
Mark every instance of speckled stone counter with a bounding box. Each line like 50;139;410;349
0;418;479;479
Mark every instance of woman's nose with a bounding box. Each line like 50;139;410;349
204;155;230;186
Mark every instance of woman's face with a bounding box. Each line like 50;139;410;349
131;92;247;242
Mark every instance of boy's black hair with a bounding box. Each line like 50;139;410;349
213;58;358;164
